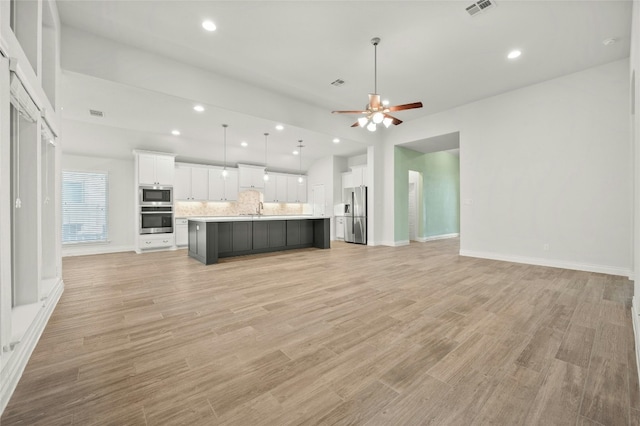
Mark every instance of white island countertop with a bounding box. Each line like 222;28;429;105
187;215;327;222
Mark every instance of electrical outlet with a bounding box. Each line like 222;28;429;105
543;243;549;251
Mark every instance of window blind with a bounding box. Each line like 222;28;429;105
62;171;108;244
10;72;38;122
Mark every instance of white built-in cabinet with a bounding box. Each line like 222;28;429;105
351;165;367;187
133;151;176;254
335;216;345;239
342;165;368;189
208;168;238;201
175;218;188;246
174;164;208;201
239;164;266;190
175;162;307;204
264;173;288;202
138;153;175;186
286;176;307;203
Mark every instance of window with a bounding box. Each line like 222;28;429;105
62;171;108;243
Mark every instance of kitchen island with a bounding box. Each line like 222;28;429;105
187;216;330;265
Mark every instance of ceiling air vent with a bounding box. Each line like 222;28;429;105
466;0;496;17
89;109;104;117
331;79;345;87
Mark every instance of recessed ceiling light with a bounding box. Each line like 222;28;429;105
293;150;299;155
193;105;205;112
202;20;216;32
275;124;284;131
507;50;522;59
241;141;248;147
602;38;618;46
171;129;181;136
333;138;340;144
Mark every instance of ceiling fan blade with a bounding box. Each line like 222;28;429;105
332;110;367;114
386;101;423;112
384;114;403;125
350;121;360;128
368;94;381;109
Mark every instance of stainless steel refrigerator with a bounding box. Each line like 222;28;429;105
343;186;367;244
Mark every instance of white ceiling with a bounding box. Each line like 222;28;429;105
56;0;632;167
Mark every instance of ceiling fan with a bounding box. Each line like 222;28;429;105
332;37;423;131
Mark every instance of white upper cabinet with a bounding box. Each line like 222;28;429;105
342;171;353;189
138;153;175;186
286;176;307;203
351;165;367;187
238;165;265;189
191;167;209;200
208;168;239;201
264;174;288;203
343;165;367;189
174;164;208;200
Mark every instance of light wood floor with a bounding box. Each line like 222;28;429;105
2;239;637;425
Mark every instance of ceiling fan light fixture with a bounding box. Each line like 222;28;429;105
331;37;423;130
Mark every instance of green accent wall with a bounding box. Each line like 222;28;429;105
394;146;460;241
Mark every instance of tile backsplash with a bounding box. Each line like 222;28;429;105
175;189;306;217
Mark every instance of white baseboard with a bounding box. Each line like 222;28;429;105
632;297;640;395
459;249;633;277
62;244;134;257
415;233;460;243
379;240;410;247
1;278;64;414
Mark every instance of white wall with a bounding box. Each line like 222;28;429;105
385;58;632;276
61;154;135;255
347;154;367;167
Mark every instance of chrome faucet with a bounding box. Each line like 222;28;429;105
256;202;264;215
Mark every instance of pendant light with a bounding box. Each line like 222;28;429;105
297;140;304;183
263;132;269;181
221;124;229;179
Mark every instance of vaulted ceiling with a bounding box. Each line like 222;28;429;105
56;0;632;169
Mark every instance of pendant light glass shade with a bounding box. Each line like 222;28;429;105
382;117;393;128
221;124;228;179
372;112;384;124
367;122;376;132
358;117;368;127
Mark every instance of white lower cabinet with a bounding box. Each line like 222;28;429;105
175;218;188;246
139;233;174;250
335;216;345;239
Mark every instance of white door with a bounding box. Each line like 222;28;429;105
312;184;325;216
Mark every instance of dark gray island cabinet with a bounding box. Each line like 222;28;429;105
188;216;330;265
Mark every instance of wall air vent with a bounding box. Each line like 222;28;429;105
466;0;496;17
331;79;345;87
89;109;104;117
